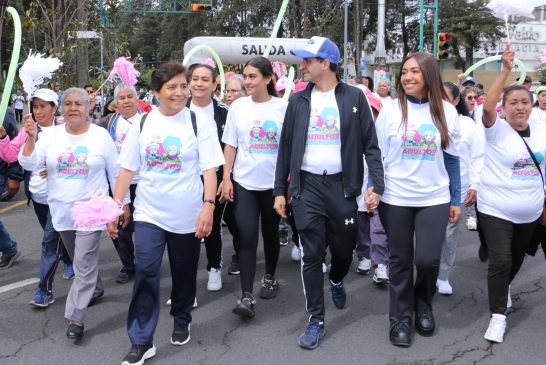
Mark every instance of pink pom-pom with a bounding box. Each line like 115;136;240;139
72;191;124;229
108;57;140;87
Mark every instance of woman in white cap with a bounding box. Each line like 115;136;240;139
0;88;75;307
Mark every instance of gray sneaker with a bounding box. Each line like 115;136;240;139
0;250;20;269
259;274;279;299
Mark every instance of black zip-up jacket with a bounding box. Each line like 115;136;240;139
273;82;384;198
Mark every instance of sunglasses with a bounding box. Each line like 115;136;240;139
466;95;476;100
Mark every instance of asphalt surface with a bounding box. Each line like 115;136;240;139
1;190;545;365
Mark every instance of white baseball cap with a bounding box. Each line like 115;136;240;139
32;88;59;106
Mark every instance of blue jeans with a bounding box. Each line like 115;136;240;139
33;201;71;291
0;220;17;257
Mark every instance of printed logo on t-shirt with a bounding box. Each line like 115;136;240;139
248;120;279;154
511;152;544;181
114;128;130;153
144;135;182;175
306;107;340;145
401;124;438;161
56;146;90;179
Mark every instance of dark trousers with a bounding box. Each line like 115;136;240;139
291;172;358;322
378;202;449;328
478;212;537;314
127;221;201;345
223;202;241;264
32;201;71;292
233;182;280;295
111;184;137;274
203;198;225;270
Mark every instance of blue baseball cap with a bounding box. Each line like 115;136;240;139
462;76;476;85
290;36;340;65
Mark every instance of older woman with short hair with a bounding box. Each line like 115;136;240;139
19;87;129;340
224;74;246;106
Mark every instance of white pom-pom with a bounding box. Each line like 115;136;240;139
19;50;63;97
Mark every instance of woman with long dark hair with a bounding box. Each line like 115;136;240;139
376;52;461;347
222;56;287;318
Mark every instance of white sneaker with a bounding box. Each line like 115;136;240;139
484;314;506;343
507;285;512;308
373;264;389;284
436;279;453;295
207;268;222;291
322;263;331;273
166;297;198;308
466;217;478;231
291;245;301;261
356;258;372;275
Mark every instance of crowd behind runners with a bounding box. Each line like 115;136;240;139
0;36;545;365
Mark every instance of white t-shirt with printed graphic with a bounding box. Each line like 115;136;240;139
222;96;287;191
477;117;546;223
190;100;217;133
301;88;342;174
28;124;54;204
113;113;141;185
18;124;121;231
118;107;224;234
376;99;460;207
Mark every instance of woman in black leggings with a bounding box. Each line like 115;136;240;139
376;52;461;347
221;56;287;318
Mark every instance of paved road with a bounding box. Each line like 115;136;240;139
1;191;545;365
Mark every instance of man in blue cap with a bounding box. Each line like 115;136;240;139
273;36;384;349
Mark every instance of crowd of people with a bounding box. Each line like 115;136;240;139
0;35;544;365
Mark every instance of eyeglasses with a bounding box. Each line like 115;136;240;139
225;89;242;95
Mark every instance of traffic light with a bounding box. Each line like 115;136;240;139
437;33;450;60
191;3;212;12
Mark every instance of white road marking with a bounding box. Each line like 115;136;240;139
0;278;39;294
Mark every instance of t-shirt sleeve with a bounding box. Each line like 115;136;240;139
18;129;48;171
118;118;142;172
375;106;389;160
197;117;225;172
221;103;239;148
483;116;504;143
445;105;461;156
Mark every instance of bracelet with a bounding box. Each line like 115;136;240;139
204;199;215;205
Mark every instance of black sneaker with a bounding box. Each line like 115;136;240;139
0;250;20;269
259;274;279;299
232;292;255;318
279;230;289;246
122;343;156;365
227;260;240;275
170;323;190;346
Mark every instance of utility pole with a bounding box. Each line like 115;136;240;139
343;0;352;83
419;0;439;56
373;0;388;90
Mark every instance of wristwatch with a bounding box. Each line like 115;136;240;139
204;199;215;205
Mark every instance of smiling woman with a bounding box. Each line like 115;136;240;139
375;51;461;347
108;61;225;365
478;43;546;344
19;86;128;341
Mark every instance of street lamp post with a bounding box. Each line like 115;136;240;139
68;31;104;109
343;0;352;83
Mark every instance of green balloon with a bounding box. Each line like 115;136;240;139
264;0;290;59
0;7;22;124
464;55;526;85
